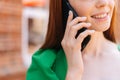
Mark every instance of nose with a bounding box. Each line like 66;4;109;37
96;0;108;8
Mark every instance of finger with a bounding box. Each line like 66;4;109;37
67;10;73;23
76;30;95;47
68;23;91;39
63;11;73;39
69;17;87;27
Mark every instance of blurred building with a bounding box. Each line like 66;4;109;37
22;0;49;68
0;0;49;80
0;0;26;80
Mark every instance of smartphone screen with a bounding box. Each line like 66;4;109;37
62;0;91;51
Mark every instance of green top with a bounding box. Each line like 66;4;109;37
26;49;67;80
26;45;120;80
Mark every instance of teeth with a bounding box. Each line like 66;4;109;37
92;13;107;19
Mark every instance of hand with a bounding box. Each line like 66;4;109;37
61;11;95;80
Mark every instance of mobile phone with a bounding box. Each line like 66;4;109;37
62;0;91;51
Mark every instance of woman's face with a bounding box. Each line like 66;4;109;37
69;0;115;31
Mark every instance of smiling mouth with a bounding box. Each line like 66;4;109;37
91;12;109;19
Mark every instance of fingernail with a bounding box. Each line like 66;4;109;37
82;16;87;19
87;23;91;26
90;30;95;33
69;10;72;15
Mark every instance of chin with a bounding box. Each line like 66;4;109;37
88;12;112;32
89;22;111;32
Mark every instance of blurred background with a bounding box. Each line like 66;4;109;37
0;0;49;80
0;0;120;80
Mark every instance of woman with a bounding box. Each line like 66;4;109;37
26;0;120;80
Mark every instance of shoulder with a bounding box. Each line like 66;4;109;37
106;40;119;50
31;49;58;68
104;41;120;54
109;42;120;53
26;49;61;80
30;48;66;69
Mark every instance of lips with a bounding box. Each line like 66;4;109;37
91;12;109;19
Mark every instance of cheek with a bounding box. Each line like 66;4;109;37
77;8;88;16
89;21;111;32
110;0;115;6
109;0;115;13
73;3;92;17
110;2;115;9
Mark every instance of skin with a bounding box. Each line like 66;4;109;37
61;0;120;80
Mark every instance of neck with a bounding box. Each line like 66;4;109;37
82;32;107;56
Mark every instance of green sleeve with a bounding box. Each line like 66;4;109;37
26;49;59;80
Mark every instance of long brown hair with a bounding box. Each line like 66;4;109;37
41;0;118;50
104;6;117;42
